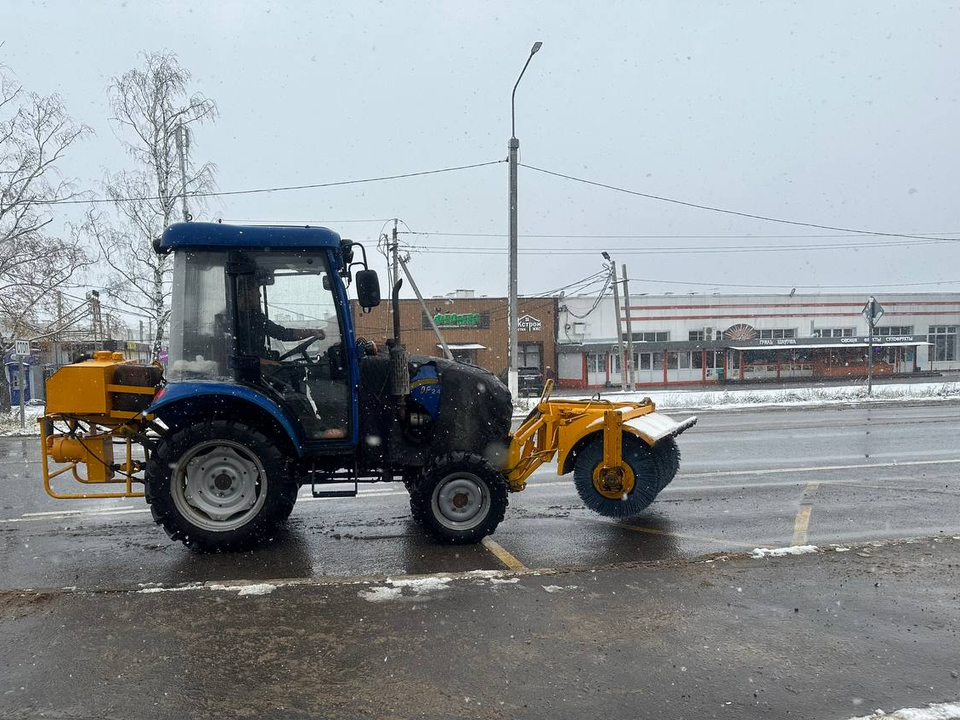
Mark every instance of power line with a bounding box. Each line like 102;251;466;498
599;277;960;291
519;163;958;243
399;230;960;240
30;160;506;206
403;238;958;256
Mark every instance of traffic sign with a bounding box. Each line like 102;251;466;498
862;297;884;325
14;340;29;357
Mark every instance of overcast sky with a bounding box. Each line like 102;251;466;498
4;0;959;313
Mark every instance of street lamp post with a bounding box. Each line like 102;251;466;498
507;41;542;400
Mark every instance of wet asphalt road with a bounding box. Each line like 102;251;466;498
0;405;960;588
1;403;959;590
2;402;960;719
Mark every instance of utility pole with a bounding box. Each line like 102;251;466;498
608;256;627;392
88;290;103;345
622;264;636;391
139;320;144;342
863;295;884;396
507;41;543;400
867;298;875;395
18;356;25;429
391;219;399;298
54;291;63;371
176;121;191;222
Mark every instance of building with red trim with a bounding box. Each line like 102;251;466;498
557;293;960;389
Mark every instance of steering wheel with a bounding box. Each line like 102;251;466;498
277;333;324;362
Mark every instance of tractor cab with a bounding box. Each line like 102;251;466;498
158;222;380;450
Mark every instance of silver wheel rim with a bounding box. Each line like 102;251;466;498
431;472;491;531
171;440;267;532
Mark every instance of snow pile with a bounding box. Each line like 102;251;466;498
515;381;960;414
387;576;452;594
750;545;818;559
137;582;204;594
236;583;277;597
359;576;452;602
359;586;402;603
206;582;277;597
847;700;960;720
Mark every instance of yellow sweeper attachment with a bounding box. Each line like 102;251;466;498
504;381;696;517
40;351;162;499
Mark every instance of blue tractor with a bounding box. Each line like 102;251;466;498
39;222;695;552
133;222;515;550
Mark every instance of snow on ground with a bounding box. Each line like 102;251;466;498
847;700;960;720
750;545;818;559
0;404;45;437
516;381;960;415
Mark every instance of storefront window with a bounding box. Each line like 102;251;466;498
652;352;663;370
876;326;913;336
678;351;691;369
667;352;678;369
639;353;651;370
587;352;606;373
692;351;703;369
757;329;796;339
518;342;541;369
929;326;958;362
628;331;669;342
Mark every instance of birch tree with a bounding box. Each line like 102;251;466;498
0;66;91;411
88;51;217;359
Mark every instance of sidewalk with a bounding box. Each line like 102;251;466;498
519;378;960;414
2;537;957;719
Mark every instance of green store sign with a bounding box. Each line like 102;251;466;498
434;312;482;328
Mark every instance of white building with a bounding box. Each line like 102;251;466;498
557;292;960;389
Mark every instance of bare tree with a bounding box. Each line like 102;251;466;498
0;65;92;411
87;51;217;359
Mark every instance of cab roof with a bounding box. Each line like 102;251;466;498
159;222;343;252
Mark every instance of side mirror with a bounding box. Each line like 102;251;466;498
355;269;381;309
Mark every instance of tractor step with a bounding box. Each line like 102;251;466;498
311;489;358;498
311;476;359;498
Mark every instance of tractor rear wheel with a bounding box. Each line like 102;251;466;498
573;435;664;518
409;452;508;544
144;420;297;552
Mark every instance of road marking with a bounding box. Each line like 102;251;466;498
0;508;150;524
791;482;820;546
22;505;135;517
576;516;768;550
680;457;960;479
481;536;528;571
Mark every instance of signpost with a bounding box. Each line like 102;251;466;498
862;297;884;395
13;340;30;429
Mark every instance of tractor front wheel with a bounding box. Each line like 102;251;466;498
144;420;297;552
573;435;665;518
409;452;508;544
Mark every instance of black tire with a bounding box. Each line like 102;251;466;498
144;420;297;552
651;436;681;491
409;452;508;544
573;435;664;518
